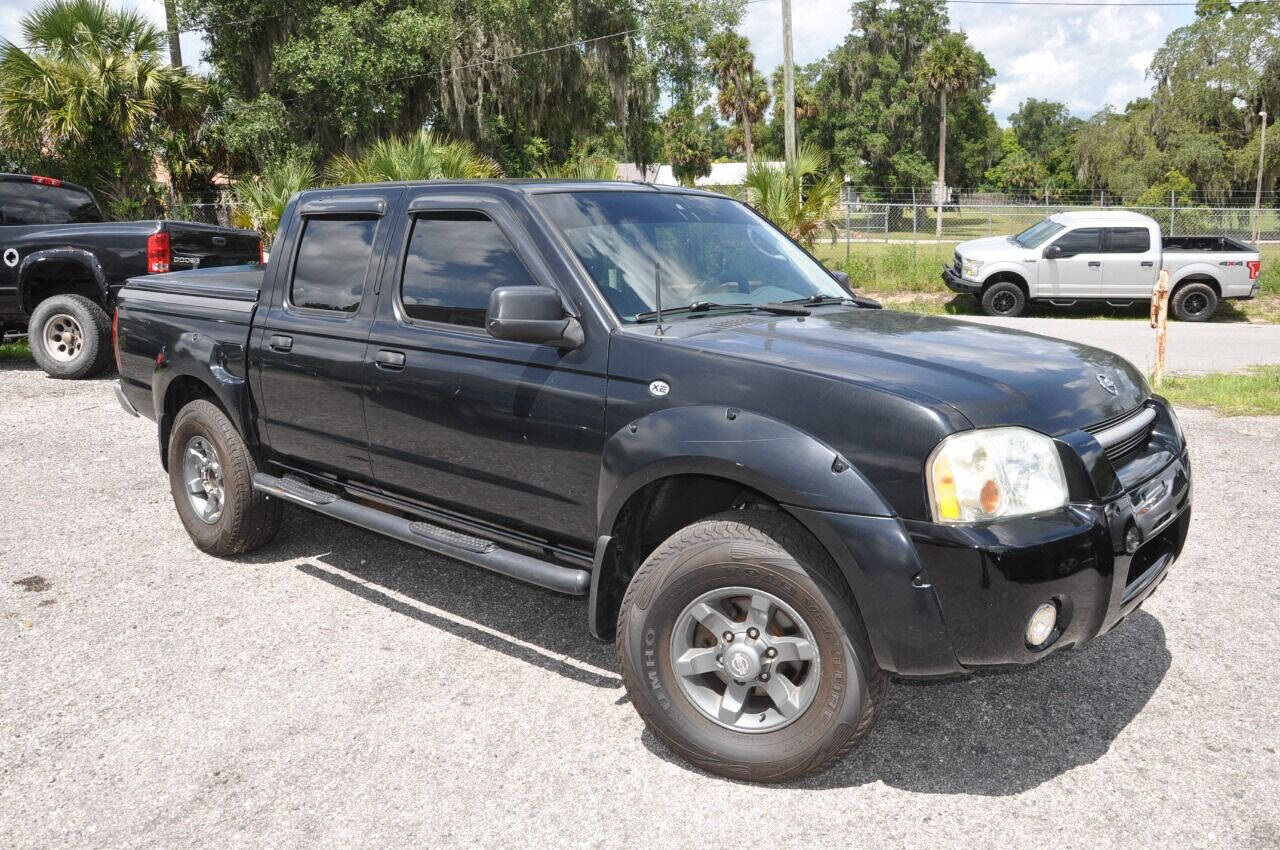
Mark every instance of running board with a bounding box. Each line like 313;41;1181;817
252;473;591;596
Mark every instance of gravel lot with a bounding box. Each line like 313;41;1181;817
2;360;1278;848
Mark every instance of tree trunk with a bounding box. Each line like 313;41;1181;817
935;89;946;240
734;73;753;169
164;0;182;67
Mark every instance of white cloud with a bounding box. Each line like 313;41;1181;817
742;0;1198;123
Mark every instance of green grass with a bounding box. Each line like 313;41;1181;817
1158;366;1280;416
0;337;30;360
810;241;1280;323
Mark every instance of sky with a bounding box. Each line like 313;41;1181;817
741;0;1197;122
0;0;1197;125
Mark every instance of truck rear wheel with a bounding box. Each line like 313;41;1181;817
27;294;113;379
616;509;885;783
167;399;282;556
1171;282;1218;322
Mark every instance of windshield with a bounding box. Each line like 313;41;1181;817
533;191;850;322
1013;218;1066;248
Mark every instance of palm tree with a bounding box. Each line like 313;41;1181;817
532;157;621;180
0;0;204;187
918;33;983;238
325;132;501;184
706;32;769;169
743;142;843;245
232;157;316;243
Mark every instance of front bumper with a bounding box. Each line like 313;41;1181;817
941;265;981;294
792;400;1191;677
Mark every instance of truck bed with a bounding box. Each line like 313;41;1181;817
115;264;265;420
1161;235;1254;252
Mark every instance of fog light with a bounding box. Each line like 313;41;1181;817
1026;603;1058;647
1124;524;1142;554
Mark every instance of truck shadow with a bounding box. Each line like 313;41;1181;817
269;508;1169;796
642;609;1171;795
266;509;621;690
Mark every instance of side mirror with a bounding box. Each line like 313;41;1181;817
486;286;584;349
830;270;850;287
1043;244;1068;259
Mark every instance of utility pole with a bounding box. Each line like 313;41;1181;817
164;0;182;67
1255;109;1269;245
781;0;797;179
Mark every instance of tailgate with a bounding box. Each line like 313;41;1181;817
164;221;260;271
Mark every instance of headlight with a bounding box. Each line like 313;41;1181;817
927;427;1068;523
962;258;983;278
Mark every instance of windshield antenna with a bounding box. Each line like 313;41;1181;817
654;262;665;336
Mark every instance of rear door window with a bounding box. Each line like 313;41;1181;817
289;216;378;313
399;211;537;327
0;179;102;225
1104;227;1151;253
1052;228;1101;254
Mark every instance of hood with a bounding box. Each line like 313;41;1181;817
956;235;1021;259
670;308;1149;435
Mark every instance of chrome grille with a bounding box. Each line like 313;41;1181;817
1086;404;1156;464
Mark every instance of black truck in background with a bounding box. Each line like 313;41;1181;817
112;180;1191;782
0;173;261;378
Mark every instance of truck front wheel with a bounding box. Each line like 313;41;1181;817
980;280;1026;317
27;294;113;379
616;510;885;782
167;399;282;556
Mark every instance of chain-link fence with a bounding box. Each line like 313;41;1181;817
175;193;1278;245
830;201;1278;245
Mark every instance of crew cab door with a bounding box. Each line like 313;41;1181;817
1101;226;1159;298
1038;227;1103;298
251;190;397;482
362;190;607;548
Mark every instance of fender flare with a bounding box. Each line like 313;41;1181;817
595;405;957;674
17;248;109;314
598;405;892;532
151;331;256;467
976;263;1029;289
1166;265;1220;291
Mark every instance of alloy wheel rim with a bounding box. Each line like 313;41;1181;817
993;292;1016;313
43;313;84;362
669;586;822;734
181;436;225;524
1185;293;1208;315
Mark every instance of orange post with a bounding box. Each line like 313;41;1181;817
1151;270;1170;389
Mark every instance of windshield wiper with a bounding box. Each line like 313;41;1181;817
781;294;881;310
634;301;755;322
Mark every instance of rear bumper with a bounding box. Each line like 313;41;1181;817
941;266;981;295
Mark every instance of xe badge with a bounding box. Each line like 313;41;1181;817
1096;374;1119;395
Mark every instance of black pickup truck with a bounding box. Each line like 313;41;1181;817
113;180;1191;782
0;173;261;378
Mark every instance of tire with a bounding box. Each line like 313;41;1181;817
167;399;282;555
616;509;886;783
1171;281;1217;322
27;294;113;379
980;280;1026;317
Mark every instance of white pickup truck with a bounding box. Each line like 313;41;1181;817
942;210;1262;320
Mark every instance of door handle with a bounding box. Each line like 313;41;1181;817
374;350;406;371
268;334;293;352
1088;261;1102;267
1140;261;1154;267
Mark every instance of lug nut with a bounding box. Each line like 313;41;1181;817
716;654;723;665
760;673;770;681
765;647;777;658
723;631;734;643
747;627;760;640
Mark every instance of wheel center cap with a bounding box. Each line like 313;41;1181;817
724;645;762;681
